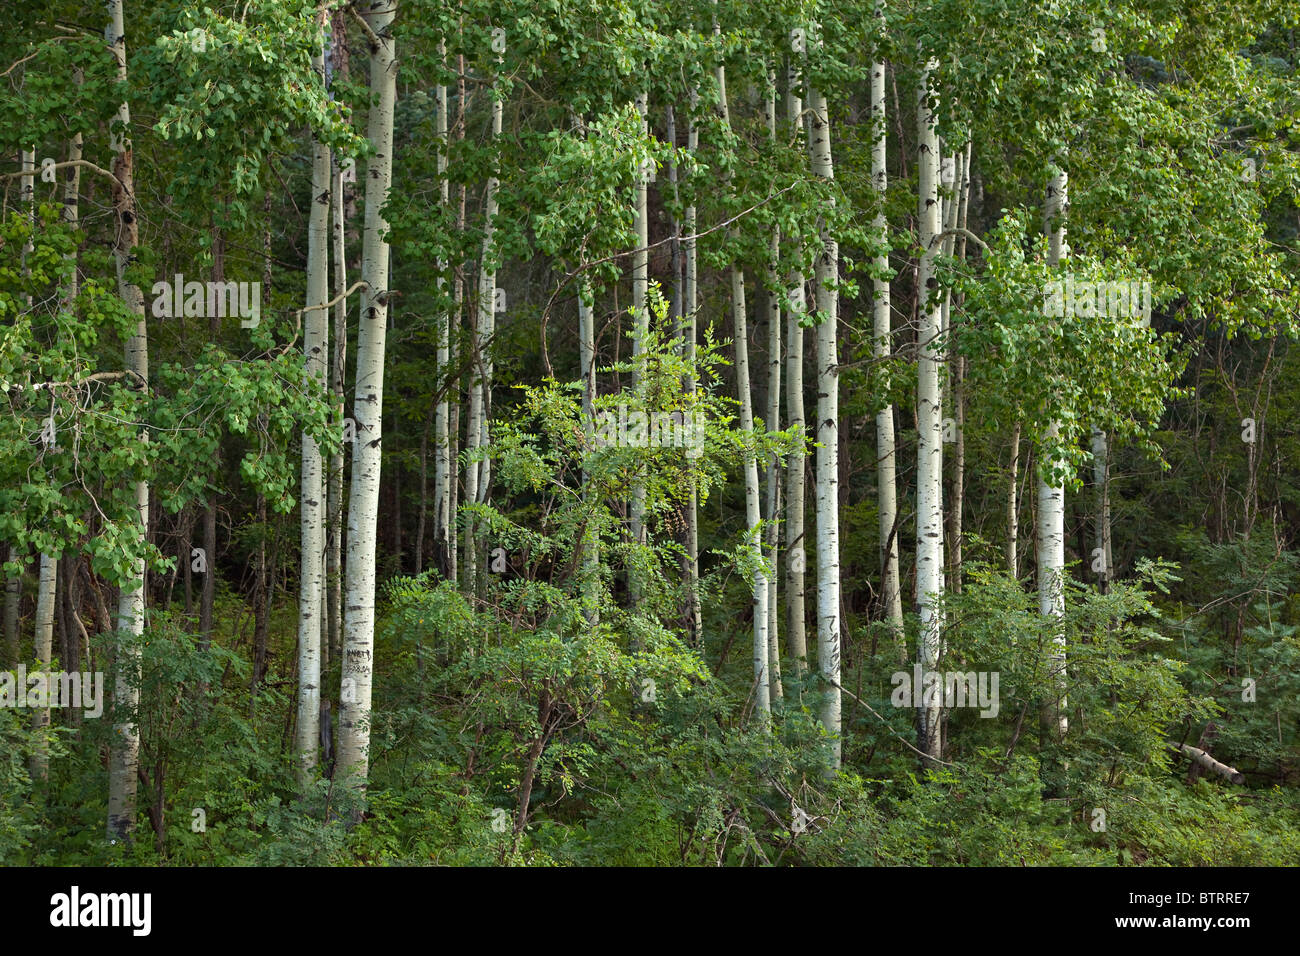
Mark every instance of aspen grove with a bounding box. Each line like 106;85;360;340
2;0;1300;866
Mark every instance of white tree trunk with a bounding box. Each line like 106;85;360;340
295;32;331;784
337;0;397;793
31;554;55;782
714;52;770;721
764;70;783;703
327;146;347;671
578;281;600;623
783;60;808;678
628;90;649;606
808;75;841;769
682;100;702;647
106;0;148;842
871;16;906;666
433;43;451;579
915;58;946;763
1040;163;1069;740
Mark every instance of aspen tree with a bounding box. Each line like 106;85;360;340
808;39;841;767
337;0;397;795
715;21;769;721
915;57;945;764
628;89;649;605
295;14;331;784
682;94;703;647
106;0;148;842
31;554;54;782
783;50;808;677
1040;161;1069;740
763;65;782;704
21;146;55;783
433;41;452;580
327;11;352;670
465;32;503;592
871;5;906;665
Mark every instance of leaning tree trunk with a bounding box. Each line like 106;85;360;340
914;57;945;765
294;23;331;785
871;12;906;666
808;71;841;770
1039;162;1069;741
337;0;397;797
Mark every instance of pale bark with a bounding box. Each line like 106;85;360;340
1039;162;1069;741
579;282;600;623
1092;426;1112;593
734;264;770;722
31;554;55;782
106;0;148;843
808;75;841;768
682;99;702;648
433;42;452;580
295;27;331;785
783;64;808;678
1168;743;1245;785
628;90;649;606
915;58;945;763
871;21;906;666
25;143;57;782
337;0;397;794
3;545;18;668
764;68;783;704
326;16;351;674
714;51;770;722
1007;420;1021;577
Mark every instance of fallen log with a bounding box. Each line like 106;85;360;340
1168;743;1245;785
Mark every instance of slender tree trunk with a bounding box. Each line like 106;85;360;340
914;58;945;764
432;41;452;580
1007;420;1020;577
337;0;397;797
465;44;501;593
295;19;331;784
808;72;841;769
326;9;352;677
1091;427;1112;592
199;229;222;654
628;89;650;609
1039;162;1069;741
764;69;783;704
31;554;55;782
871;20;905;666
783;60;808;679
3;545;19;668
714;49;770;722
106;0;148;843
681;100;702;649
945;146;970;596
